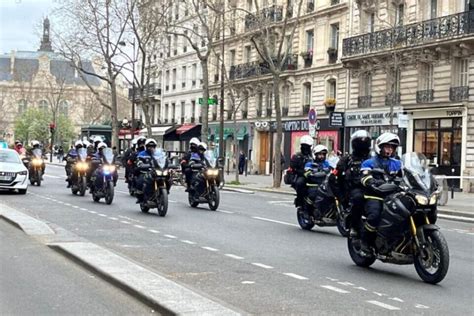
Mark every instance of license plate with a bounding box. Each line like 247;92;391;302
0;175;11;181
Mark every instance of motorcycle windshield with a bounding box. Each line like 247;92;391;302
32;149;42;158
77;148;87;161
205;151;216;168
402;152;432;190
328;156;339;169
153;148;167;169
103;148;114;164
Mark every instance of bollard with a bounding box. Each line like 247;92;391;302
226;157;230;175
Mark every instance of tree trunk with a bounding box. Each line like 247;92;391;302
110;78;119;148
233;106;239;183
200;59;209;142
272;74;283;188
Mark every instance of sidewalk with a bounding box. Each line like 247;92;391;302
223;172;474;220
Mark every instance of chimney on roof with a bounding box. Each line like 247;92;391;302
38;17;53;52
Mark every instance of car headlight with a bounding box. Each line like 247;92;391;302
18;170;27;175
429;194;438;205
415;194;429;206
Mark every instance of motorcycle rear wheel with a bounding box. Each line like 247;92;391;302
297;209;315;231
347;237;376;267
157;188;168;216
414;230;449;284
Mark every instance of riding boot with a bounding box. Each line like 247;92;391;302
360;223;376;255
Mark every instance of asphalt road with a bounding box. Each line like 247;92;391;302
1;164;473;314
0;219;155;315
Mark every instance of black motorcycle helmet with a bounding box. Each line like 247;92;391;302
351;130;371;155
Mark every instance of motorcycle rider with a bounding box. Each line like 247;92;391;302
135;138;160;204
306;145;331;218
181;137;201;191
27;140;46;179
90;142;108;193
65;140;83;188
328;130;372;237
122;138;137;183
14;141;24;154
360;132;402;254
129;136;146;190
289;135;314;209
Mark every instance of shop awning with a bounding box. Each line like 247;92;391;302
139;125;175;137
164;124;201;142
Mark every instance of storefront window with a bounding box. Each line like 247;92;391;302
414;131;425;153
440;119;451;128
427;119;438;128
425;130;438;162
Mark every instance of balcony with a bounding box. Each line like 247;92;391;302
449;86;469;101
358;95;372;108
300;50;313;68
343;10;474;58
385;92;401;106
229;54;298;80
302;104;310;115
327;48;338;64
245;5;283;30
128;84;161;101
416;89;434;103
282;107;289;116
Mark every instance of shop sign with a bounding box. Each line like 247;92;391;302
345;111;398;127
398;113;409;128
329;112;344;127
446;110;462;117
270;120;321;132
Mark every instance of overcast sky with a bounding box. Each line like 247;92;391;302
0;0;57;54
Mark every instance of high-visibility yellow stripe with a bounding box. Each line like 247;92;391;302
364;195;384;201
364;222;376;232
362;175;373;186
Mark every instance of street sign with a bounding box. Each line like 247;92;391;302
398;113;409;128
198;98;217;105
329;112;344;127
309;125;316;137
308;108;317;125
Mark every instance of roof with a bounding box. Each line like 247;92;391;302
0;51;101;85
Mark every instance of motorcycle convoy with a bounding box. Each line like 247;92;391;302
20;129;449;284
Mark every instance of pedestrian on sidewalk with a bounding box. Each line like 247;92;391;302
57;146;64;162
274;151;286;185
238;151;246;175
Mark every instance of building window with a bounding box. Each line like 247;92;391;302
330;23;339;49
38;100;48;112
18;99;27;114
181;102;185;123
244;46;251;63
282;85;290;116
419;63;434;91
164;104;169;123
303;82;311;106
172;69;177;90
191;100;196;122
59;100;69;117
395;3;404;26
387;67;401;94
171;103;176;123
257;92;263;117
360;73;372;96
430;0;437;19
182;66;187;88
165;70;170;91
453;57;469;87
306;29;314;52
230;49;236;66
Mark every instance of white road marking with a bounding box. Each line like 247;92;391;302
72;205;79;209
98;214;107;217
201;246;218;252
326;277;339;282
321;285;350;294
88;211;97;214
241;281;255;284
80;208;88;211
120;220;131;224
180;240;196;244
389;297;404;303
56;201;65;204
268;200;293;204
64;203;72;206
134;225;146;229
44;175;61;179
251;263;273;269
468;233;474;235
415;304;430;309
164;234;177;239
366;300;400;311
116;190;129;194
217;210;234;214
110;217;118;221
373;292;387;297
252;216;299;227
148;229;160;234
225;254;244;260
169;199;177;203
337;281;354;286
283;273;308;280
438;214;474;223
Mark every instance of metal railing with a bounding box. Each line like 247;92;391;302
229;54;298;80
245;5;283;30
343;10;474;57
385;92;401;106
358;95;372;108
449;86;469;101
416;89;434;103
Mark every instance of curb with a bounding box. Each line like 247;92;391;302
224;185;293;196
0;203;55;235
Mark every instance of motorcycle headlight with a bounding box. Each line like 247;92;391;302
103;165;116;173
32;158;43;166
429;194;438;205
415;194;429;206
163;170;168;176
206;169;218;177
155;169;163;176
77;162;88;171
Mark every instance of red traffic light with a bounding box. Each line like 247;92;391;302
49;123;56;129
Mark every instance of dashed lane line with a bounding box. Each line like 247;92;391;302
79;208;88;211
252;216;299;227
98;214;107;217
148;229;160;234
251;263;273;269
164;234;177;239
225;254;244;260
88;211;97;214
201;246;218;252
217;210;235;214
134;225;146;229
320;285;350;294
43;175;61;179
110;217;118;221
180;240;196;244
366;300;401;311
120;220;131;224
283;273;308;280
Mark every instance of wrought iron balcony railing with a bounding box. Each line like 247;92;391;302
449;86;469;101
245;5;283;30
385;92;401;106
343;10;474;58
128;84;161;101
416;89;434;103
358;95;372;108
229;54;298;80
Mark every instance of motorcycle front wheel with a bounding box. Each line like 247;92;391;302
79;177;87;196
347;237;376;267
297;208;314;230
105;181;114;205
336;217;350;237
157;188;168;217
414;230;449;284
208;186;220;211
36;170;42;186
188;193;199;208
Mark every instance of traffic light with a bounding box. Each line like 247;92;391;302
49;123;56;134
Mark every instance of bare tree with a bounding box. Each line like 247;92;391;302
244;0;304;188
54;0;132;147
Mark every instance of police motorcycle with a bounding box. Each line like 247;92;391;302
296;157;349;236
188;151;220;210
347;152;449;284
91;148;115;205
139;148;170;216
27;148;44;186
71;148;89;196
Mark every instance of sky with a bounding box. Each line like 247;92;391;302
0;0;57;54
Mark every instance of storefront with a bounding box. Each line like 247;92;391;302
406;107;466;188
207;123;250;169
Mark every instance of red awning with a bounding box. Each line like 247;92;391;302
176;124;197;135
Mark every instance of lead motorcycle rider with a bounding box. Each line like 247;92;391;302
181;137;201;192
289;135;314;210
135;139;166;204
360;132;402;254
305;144;332;219
65;140;84;188
26;140;46;179
328;130;372;237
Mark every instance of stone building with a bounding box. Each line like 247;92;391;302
0;18;130;146
341;0;474;190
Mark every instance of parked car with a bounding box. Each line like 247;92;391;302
0;148;29;194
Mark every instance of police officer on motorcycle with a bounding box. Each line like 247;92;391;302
135;138;160;204
90;142;108;192
27;140;46;179
122;138;138;183
181;137;201;191
328;130;372;237
289;135;314;208
65;140;83;188
360;132;402;254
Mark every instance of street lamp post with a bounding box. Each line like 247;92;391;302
219;1;225;160
119;39;136;144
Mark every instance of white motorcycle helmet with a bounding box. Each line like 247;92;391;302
190;137;200;146
97;142;107;150
31;140;40;147
300;135;314;147
375;133;400;155
82;140;91;148
313;144;328;155
198;142;207;151
145;138;158;147
74;140;83;147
